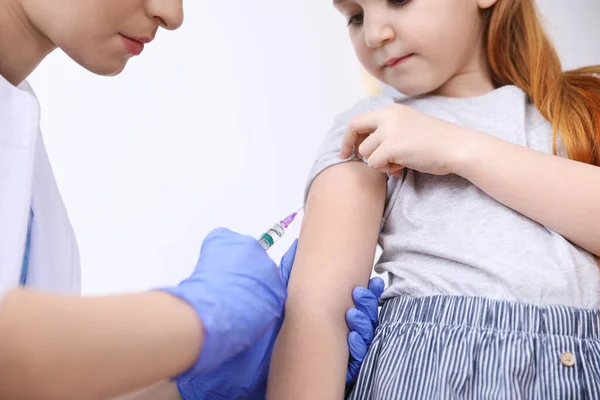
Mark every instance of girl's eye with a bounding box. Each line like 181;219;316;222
347;0;411;27
347;12;364;26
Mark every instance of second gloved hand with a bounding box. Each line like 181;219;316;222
160;228;286;378
346;277;384;384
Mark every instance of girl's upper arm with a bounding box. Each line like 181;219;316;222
267;96;392;399
288;160;387;311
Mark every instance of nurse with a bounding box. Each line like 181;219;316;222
0;0;384;399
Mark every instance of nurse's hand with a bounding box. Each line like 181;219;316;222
159;228;286;378
345;277;385;384
175;240;385;400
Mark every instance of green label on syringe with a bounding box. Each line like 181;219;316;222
260;233;274;246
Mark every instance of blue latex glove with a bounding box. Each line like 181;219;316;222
176;238;386;399
160;228;287;377
345;277;385;384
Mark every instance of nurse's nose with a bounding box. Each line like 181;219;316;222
145;0;184;31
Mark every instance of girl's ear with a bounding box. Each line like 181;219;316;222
477;0;498;10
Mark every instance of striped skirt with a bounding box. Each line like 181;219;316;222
346;295;600;400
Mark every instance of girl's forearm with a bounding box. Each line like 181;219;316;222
268;305;351;399
455;130;600;257
0;290;202;400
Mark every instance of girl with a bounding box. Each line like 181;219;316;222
267;0;600;398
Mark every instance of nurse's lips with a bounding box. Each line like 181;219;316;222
119;34;153;56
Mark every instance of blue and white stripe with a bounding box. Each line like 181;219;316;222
347;295;600;399
19;208;34;286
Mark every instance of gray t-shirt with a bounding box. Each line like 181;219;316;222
306;85;600;309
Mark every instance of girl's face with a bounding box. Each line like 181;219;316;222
335;0;497;96
21;0;184;76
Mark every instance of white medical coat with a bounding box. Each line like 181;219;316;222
0;75;81;299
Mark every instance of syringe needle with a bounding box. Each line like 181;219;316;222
296;194;316;213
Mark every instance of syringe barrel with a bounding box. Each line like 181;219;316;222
258;223;286;251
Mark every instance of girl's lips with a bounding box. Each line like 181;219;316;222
385;54;414;68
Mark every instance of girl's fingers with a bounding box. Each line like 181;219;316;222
357;132;381;159
341;111;380;158
366;146;391;170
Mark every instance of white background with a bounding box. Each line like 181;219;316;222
28;1;600;295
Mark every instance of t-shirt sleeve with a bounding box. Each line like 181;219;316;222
304;95;396;202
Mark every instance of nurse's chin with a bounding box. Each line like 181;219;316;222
75;58;129;77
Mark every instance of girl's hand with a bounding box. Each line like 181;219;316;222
340;104;477;177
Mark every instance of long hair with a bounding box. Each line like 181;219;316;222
484;0;600;166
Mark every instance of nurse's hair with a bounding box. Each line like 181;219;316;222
484;0;600;166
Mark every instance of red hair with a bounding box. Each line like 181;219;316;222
485;0;600;166
484;0;600;264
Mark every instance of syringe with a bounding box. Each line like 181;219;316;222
258;196;314;251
